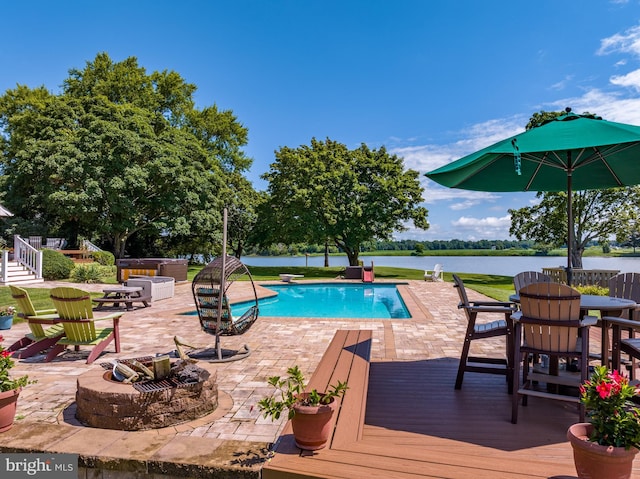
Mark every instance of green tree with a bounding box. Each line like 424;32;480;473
509;189;632;268
508;110;633;269
260;138;429;265
0;53;253;258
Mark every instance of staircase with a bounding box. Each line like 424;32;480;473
0;235;44;285
0;260;43;285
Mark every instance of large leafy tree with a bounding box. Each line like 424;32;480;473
260;138;429;266
0;53;253;257
509;110;636;268
509;188;635;268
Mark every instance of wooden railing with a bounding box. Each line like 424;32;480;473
541;267;620;287
14;235;43;278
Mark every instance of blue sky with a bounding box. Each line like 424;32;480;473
3;1;640;241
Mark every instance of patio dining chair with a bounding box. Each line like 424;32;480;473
513;271;551;294
511;282;597;424
6;285;63;359
453;274;517;392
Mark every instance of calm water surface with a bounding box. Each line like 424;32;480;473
233;283;411;319
242;255;640;277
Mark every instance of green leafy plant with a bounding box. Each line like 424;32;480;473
0;335;33;392
71;264;114;283
580;365;640;450
257;365;348;420
90;251;115;266
42;249;74;280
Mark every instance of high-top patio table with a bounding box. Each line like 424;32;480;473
509;293;637;369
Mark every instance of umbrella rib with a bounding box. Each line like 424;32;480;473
524;156;545;191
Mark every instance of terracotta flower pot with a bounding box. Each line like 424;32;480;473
567;422;639;479
291;395;337;451
0;388;21;433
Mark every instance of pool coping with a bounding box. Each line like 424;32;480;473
229;280;427;321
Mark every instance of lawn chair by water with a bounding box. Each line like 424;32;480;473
45;287;123;364
424;264;443;281
6;285;63;359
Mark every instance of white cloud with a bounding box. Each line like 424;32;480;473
451;215;513;240
450;200;480;211
550;75;574;91
610;69;640;92
597;24;640;57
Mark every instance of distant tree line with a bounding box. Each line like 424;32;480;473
244;239;536;256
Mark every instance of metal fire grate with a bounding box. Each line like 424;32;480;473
100;356;203;393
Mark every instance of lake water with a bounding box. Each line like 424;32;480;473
241;255;640;277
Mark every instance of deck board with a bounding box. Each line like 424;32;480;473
265;357;640;479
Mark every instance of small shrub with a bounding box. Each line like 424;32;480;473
71;264;116;283
575;284;609;296
90;251;115;266
42;249;74;280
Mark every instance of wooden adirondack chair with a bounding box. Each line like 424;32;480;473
424;264;443;281
45;287;123;364
6;285;63;359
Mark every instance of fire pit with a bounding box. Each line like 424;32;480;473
75;358;219;430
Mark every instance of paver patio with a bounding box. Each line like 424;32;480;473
0;278;633;478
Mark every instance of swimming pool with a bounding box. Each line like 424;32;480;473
231;283;411;319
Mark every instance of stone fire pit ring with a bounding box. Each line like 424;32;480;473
75;361;220;430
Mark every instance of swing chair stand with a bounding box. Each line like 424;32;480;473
174;336;251;363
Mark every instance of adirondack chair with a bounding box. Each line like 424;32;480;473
453;274;516;392
424;264;443;281
45;287;123;364
511;282;597;424
6;285;63;359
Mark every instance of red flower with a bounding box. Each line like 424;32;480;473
596;382;613;399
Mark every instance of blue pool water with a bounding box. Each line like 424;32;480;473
232;283;411;319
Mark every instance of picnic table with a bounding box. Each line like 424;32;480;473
93;286;151;311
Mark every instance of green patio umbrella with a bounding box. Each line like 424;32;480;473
425;109;640;285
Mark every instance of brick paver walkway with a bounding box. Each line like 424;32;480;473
1;279;511;444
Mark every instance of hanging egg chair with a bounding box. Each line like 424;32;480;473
175;208;259;363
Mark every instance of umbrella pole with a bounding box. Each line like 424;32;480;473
567;153;573;286
217;208;228;361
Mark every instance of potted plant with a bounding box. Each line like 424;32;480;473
257;365;348;450
0;334;32;432
0;306;15;330
567;365;640;479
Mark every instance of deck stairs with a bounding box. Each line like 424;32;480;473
0;260;43;285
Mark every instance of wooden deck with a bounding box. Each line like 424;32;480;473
265;358;640;479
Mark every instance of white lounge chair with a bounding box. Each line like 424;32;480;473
424;264;443;281
279;274;304;282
